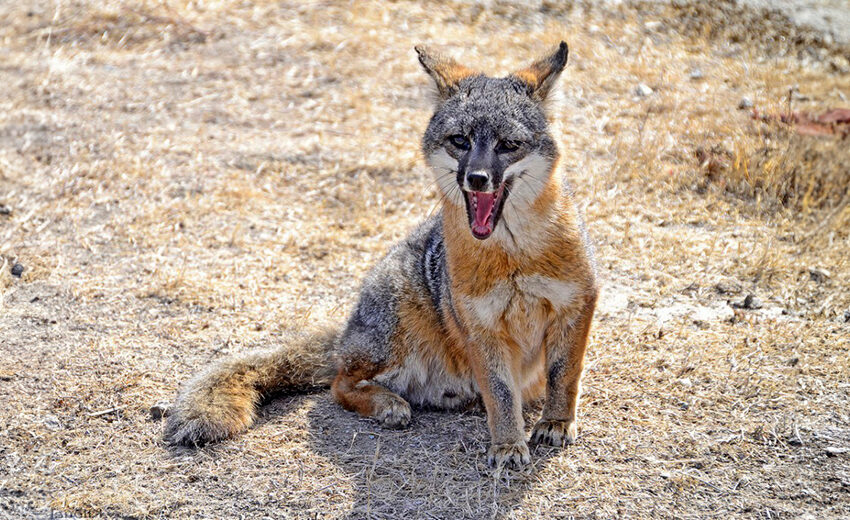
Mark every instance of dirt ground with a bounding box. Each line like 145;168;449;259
1;1;849;518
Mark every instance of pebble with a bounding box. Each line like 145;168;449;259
808;266;831;283
732;294;762;310
150;402;172;421
738;97;753;109
825;447;849;456
689;68;704;80
0;204;11;215
830;56;850;74
634;83;654;97
43;415;63;431
844;310;850;323
714;280;741;295
11;263;24;277
743;294;762;310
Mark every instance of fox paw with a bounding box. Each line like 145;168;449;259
530;419;577;447
487;441;531;470
373;394;411;429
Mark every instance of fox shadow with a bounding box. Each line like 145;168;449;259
258;392;565;520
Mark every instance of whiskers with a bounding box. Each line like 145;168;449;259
506;169;547;213
426;168;463;218
427;181;461;219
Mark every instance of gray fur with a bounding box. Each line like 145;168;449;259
421;75;559;174
337;219;439;354
421;219;446;322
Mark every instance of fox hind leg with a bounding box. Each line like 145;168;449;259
331;271;414;429
331;360;411;429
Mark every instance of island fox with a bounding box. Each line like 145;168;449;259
164;41;598;470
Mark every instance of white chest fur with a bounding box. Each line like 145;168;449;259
463;275;579;347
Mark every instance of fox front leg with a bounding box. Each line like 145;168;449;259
531;289;598;447
467;337;530;470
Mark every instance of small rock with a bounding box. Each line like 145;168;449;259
0;204;11;216
10;263;24;277
808;266;831;283
738;97;753;110
732;294;762;310
43;415;63;431
678;401;689;410
150;402;172;421
844;310;850;323
660;471;671;479
644;21;662;31
689;68;704;80
830;56;850;74
743;294;762;309
692;319;709;329
634;83;654;97
715;280;741;295
825;446;849;456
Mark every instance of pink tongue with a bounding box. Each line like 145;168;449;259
472;192;496;234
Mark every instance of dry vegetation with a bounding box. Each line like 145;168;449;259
1;0;848;518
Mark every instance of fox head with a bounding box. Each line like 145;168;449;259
418;42;568;241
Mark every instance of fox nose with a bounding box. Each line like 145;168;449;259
465;170;490;192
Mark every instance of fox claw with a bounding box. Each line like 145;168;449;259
487;441;531;470
374;394;411;429
530;419;577;447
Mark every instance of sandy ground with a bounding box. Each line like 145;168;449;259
740;0;850;45
1;0;849;518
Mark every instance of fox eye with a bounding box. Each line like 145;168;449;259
448;134;470;151
495;140;520;154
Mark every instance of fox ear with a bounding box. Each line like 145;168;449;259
512;41;569;102
415;45;476;99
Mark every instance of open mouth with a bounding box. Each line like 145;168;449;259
463;183;508;240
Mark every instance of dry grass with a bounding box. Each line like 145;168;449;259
1;1;848;518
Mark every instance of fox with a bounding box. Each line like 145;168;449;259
163;41;598;470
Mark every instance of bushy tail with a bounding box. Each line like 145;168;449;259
164;328;338;446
